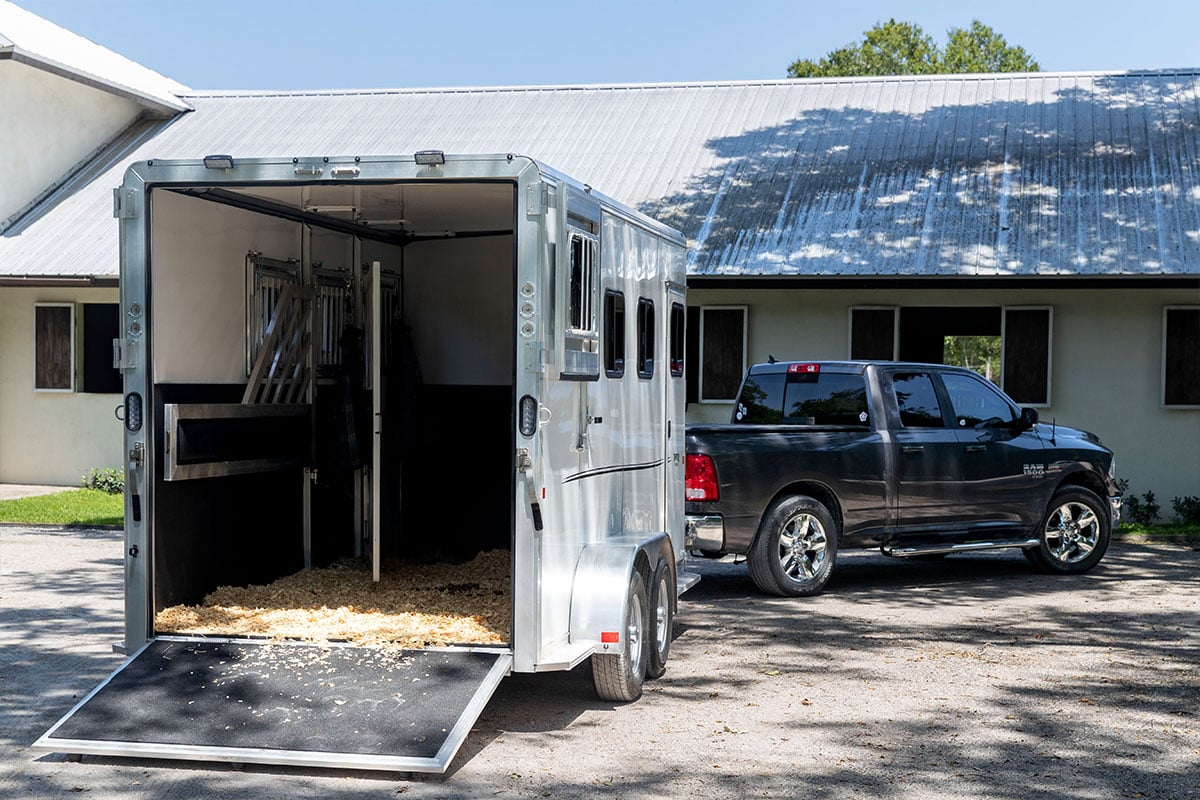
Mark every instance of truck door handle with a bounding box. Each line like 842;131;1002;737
965;445;987;453
902;445;924;454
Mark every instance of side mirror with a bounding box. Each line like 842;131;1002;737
1019;407;1039;430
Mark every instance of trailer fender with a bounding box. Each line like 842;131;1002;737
568;532;673;651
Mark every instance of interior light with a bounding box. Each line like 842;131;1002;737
414;150;446;166
203;154;235;170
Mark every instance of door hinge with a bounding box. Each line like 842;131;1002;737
527;182;549;216
113;338;139;371
113;187;138;219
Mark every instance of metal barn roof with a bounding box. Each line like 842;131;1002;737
2;70;1198;280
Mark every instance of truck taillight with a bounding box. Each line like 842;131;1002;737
685;454;719;501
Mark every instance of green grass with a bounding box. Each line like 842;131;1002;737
1116;522;1200;540
0;489;123;526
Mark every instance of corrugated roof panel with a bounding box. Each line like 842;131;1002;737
1;72;1197;279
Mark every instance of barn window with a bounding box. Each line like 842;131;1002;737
1001;307;1053;407
1163;307;1200;407
34;304;74;391
850;307;898;360
80;304;122;394
692;306;746;402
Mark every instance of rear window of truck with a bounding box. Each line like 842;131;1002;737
734;371;869;426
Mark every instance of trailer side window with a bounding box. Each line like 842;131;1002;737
637;298;655;379
669;303;685;378
568;233;597;334
604;290;625;378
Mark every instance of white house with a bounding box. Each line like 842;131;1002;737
1;3;1196;508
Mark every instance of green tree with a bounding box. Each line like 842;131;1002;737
787;19;1039;78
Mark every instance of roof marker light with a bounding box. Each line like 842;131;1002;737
202;154;235;170
414;150;446;166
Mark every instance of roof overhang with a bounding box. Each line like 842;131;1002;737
686;274;1200;290
0;275;119;288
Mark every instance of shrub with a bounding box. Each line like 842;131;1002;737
1171;496;1200;526
82;467;124;495
1117;480;1160;526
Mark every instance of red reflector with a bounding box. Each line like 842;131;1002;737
788;363;820;374
601;631;620;643
685;453;719;502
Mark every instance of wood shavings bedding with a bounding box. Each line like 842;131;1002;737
154;550;510;649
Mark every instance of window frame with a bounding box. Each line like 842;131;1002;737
33;302;76;393
1162;305;1200;409
566;229;599;336
1000;305;1054;408
603;289;625;379
636;297;655;379
669;302;685;378
698;305;748;403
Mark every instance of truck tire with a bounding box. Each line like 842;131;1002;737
591;572;648;702
1025;487;1111;574
748;495;839;596
645;557;674;679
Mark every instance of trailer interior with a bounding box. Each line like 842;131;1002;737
147;180;517;643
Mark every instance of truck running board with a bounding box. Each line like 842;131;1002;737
34;637;511;774
882;538;1040;557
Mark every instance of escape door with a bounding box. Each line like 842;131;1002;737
33;637;511;773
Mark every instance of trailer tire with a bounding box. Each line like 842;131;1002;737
591;572;648;702
748;495;838;597
645;557;674;680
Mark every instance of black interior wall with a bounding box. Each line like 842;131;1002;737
153;385;304;610
898;307;1001;363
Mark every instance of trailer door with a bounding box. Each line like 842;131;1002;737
34;637;510;773
664;283;686;543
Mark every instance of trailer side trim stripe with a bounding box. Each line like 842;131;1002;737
562;459;664;484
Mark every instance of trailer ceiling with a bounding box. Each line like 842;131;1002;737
170;181;515;244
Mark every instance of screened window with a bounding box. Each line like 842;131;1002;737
850;307;897;360
568;233;598;333
34;304;73;391
604;290;625;378
942;372;1018;429
1164;307;1200;406
892;372;944;428
669;302;685;378
636;298;655;378
1002;308;1052;406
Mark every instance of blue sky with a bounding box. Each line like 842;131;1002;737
15;0;1200;90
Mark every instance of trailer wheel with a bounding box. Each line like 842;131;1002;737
645;557;674;680
591;572;648;702
748;495;839;597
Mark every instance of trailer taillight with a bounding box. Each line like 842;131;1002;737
519;395;538;437
685;454;719;501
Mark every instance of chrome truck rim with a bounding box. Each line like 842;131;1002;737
1044;501;1101;563
778;513;828;581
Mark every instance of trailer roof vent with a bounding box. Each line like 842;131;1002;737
202;154;235;170
414;150;445;166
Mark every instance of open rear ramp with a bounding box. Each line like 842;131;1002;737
34;637;511;773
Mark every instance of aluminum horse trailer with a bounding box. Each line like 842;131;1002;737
35;153;696;773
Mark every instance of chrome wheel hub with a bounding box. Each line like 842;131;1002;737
1044;501;1100;564
777;513;828;581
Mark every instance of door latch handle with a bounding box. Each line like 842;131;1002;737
901;445;925;454
965;445;987;453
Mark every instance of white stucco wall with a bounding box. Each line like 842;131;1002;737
0;60;143;224
687;286;1200;511
0;286;123;484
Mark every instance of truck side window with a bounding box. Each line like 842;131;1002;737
942;373;1018;428
734;373;785;423
892;372;944;428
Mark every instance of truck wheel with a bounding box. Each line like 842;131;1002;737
591;572;648;702
1025;487;1111;574
645;557;674;680
748;495;839;596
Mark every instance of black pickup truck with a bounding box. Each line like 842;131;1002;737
684;361;1122;596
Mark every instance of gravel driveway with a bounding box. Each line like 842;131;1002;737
2;526;1197;800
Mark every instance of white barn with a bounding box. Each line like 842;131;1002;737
1;3;1196;508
